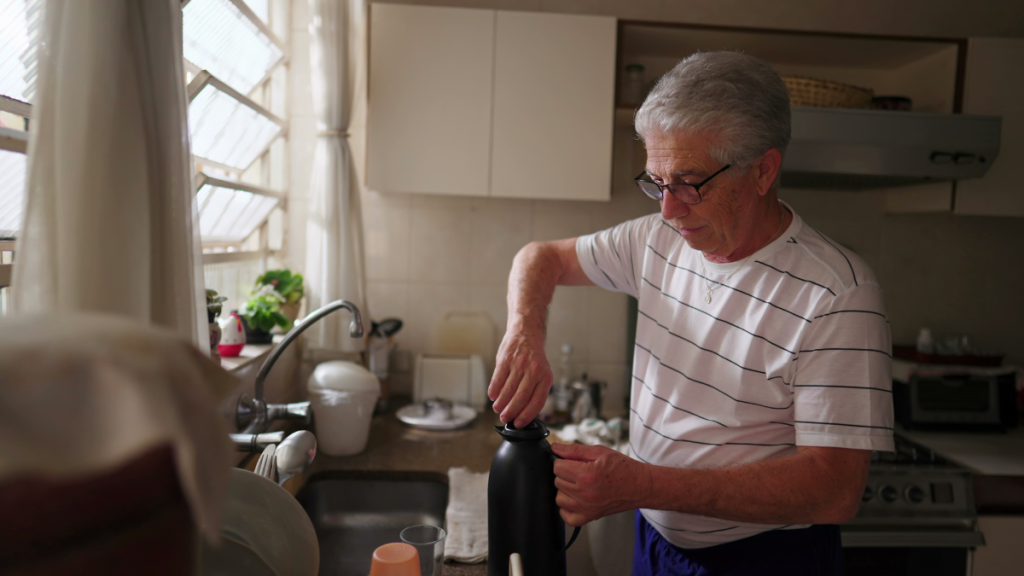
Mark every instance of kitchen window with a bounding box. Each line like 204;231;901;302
0;0;291;316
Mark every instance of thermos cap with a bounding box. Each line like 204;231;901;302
493;419;550;440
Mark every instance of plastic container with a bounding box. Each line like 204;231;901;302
308;361;381;456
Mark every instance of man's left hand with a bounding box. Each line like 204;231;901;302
551;442;654;526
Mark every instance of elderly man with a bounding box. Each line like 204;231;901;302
487;51;893;575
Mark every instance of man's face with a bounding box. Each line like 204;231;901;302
644;131;760;259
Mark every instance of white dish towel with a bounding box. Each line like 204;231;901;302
445;467;489;563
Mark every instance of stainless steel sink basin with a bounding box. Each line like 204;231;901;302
297;470;448;576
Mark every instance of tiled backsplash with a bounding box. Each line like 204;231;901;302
361;122;655;417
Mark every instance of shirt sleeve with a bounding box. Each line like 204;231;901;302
575;214;658;299
792;283;895;452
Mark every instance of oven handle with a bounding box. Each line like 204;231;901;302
841;530;986;548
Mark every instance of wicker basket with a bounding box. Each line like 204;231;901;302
782;76;874;109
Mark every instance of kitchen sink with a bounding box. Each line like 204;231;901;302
297;470;448;576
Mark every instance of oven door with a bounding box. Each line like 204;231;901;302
841;527;985;576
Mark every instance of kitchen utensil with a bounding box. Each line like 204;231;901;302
488;419;580;576
254;443;277;481
414;354;488;409
400;525;446;576
370;542;422;576
276;430;317;486
202;468;319;576
308;360;381;455
396;402;478;431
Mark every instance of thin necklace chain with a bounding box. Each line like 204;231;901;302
699;206;788;305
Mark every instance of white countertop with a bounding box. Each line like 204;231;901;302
899;426;1024;476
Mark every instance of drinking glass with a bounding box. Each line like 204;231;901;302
400;525;446;576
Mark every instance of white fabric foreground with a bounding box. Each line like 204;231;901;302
12;0;207;350
445;467;489;563
0;314;237;542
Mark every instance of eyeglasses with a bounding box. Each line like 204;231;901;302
633;164;731;205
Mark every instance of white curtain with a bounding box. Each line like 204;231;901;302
304;0;368;352
11;0;208;350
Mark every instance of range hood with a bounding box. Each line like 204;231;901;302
780;107;1001;190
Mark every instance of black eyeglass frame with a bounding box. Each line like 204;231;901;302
633;164;732;205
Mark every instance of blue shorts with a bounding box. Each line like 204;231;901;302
633;511;842;576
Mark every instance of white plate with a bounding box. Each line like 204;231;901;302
200;468;319;576
396;403;478;430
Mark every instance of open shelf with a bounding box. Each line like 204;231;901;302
618;23;962;114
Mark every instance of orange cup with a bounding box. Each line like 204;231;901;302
370;542;422;576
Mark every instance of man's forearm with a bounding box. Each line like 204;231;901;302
506;242;564;338
640;448;869;525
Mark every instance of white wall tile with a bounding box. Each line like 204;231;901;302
364;198;411;282
402;283;472;355
545;285;592;363
289;30;314;118
288;115;318;201
532;199;596;242
470;197;533;284
409;205;473;284
587;287;630;365
366;281;409;322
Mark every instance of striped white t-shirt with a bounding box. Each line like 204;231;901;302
576;203;894;549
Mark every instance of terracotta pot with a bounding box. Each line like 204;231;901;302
280;302;301;324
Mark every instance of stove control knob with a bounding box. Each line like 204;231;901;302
880;485;899;503
905;485;925;504
862;486;873;503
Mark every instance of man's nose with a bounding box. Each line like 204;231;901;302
661;192;690;220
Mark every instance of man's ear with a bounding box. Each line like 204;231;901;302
755;148;783;196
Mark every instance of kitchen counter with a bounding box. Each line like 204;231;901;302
898;425;1024;476
290;397;504;576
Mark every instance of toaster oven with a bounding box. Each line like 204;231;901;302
894;369;1019;431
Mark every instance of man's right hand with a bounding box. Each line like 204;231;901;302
488;329;553;429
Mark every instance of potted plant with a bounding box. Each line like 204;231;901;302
255;269;304;324
239;285;290;344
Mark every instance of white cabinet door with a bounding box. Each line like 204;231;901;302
490;11;617;201
955;38;1024;217
367;4;494;196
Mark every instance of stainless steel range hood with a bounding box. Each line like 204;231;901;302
780;107;1002;190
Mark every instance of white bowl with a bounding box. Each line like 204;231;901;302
201;468;319;576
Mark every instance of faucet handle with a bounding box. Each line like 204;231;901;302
268;401;312;424
230;431;285;452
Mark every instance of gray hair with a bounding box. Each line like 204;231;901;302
635;51;791;172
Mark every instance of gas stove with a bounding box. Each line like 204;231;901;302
843;434;983;548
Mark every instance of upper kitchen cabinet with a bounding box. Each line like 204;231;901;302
490;12;617;201
367;4;617;201
954;38;1024;217
367;4;495;196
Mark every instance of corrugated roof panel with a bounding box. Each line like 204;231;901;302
196;181;278;243
0;0;41;103
183;0;282;94
188;82;282;170
0;148;25;238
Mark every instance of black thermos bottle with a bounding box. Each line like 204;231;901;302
488;419;580;576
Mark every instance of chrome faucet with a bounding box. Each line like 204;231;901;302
230;299;364;449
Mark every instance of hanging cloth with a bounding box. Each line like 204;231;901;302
304;0;368;352
11;0;208;350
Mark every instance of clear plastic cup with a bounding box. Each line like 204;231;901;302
400;525;446;576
